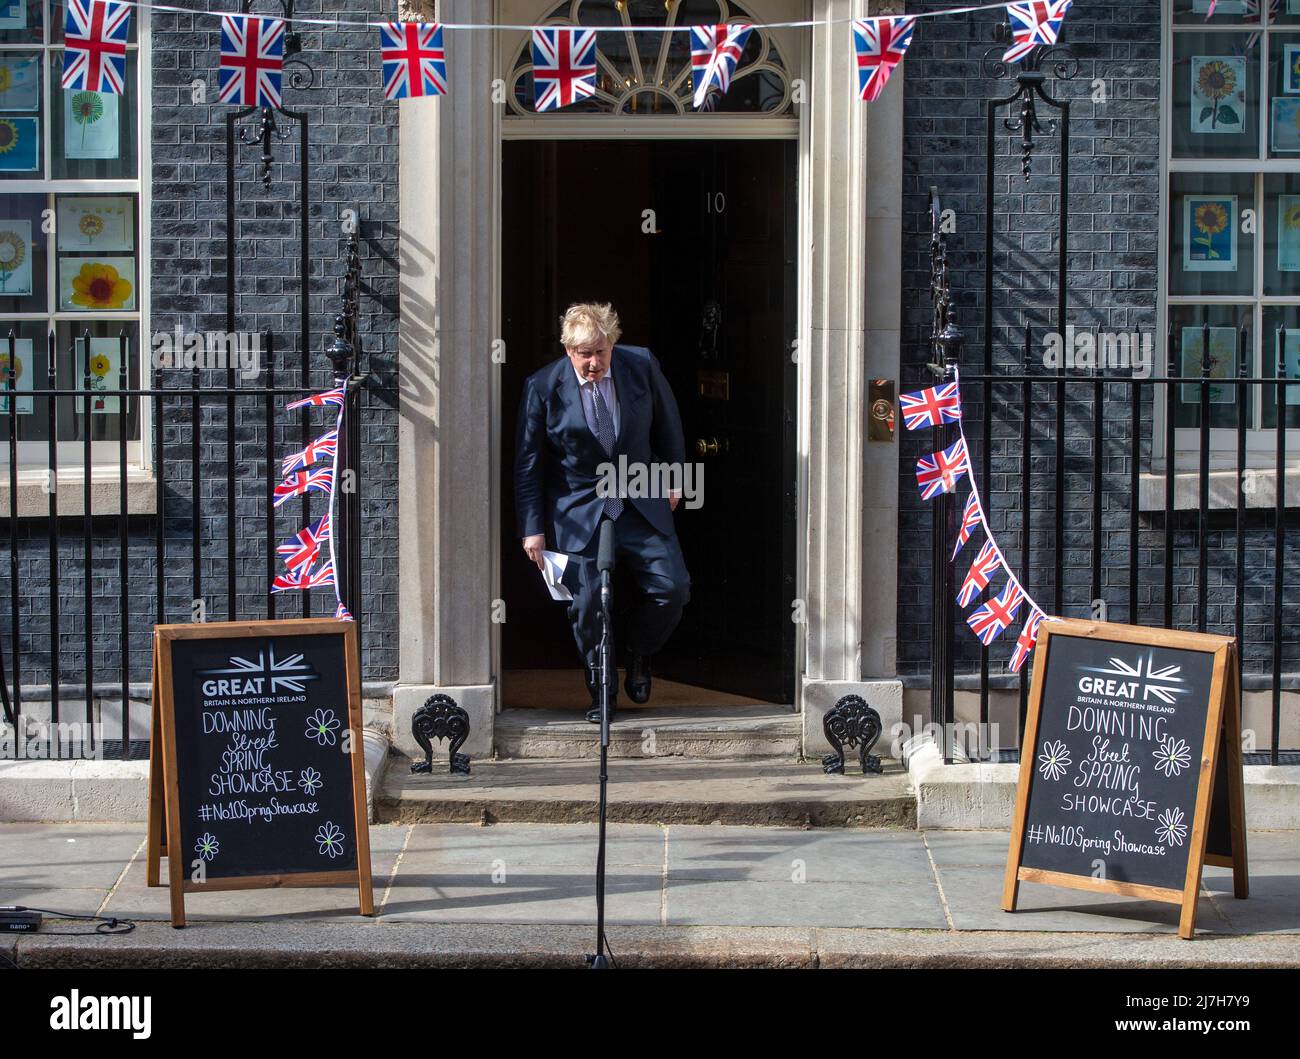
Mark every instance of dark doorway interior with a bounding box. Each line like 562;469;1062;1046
500;138;796;705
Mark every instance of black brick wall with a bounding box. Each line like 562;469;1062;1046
897;0;1300;684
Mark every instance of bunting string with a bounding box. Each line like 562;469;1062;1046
902;366;1058;672
60;0;1074;109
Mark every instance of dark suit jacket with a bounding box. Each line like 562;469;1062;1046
514;344;686;554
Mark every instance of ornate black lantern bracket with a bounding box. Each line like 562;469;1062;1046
821;695;884;776
410;693;472;775
982;26;1078;181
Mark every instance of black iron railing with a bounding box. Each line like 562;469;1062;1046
0;241;365;759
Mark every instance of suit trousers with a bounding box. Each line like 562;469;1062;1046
567;504;690;691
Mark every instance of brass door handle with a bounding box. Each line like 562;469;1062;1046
695;437;721;457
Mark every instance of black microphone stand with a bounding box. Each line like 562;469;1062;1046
588;526;614;969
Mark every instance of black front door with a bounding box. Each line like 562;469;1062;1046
500;138;796;705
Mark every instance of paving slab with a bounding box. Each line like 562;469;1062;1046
101;824;410;923
922;829;1012;869
401;822;665;868
665;877;948;928
379;757;914;827
0;822;144;889
666;825;931;883
939;865;1227;934
379;867;664;925
1202;834;1300;934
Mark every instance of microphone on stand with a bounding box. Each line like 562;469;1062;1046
589;518;616;969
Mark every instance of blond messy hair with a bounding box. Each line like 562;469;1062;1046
560;302;621;349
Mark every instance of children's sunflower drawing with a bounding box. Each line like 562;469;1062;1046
79;213;104;243
0;119;19;156
1195;58;1240;130
1193;201;1229;261
0;228;23;292
68;260;132;309
70;91;104;150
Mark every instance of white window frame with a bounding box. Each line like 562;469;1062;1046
0;1;151;477
1158;0;1300;474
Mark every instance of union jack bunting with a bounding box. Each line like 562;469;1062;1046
952;492;982;560
286;387;346;411
899;380;961;431
957;540;1002;608
1008;608;1045;673
277;513;330;574
851;16;916;103
273;467;333;509
219;15;285;108
967;578;1026;646
531;27;597;112
282;429;338;476
1002;1;1073;64
689;23;752;109
272;559;335;593
915;437;968;500
378;21;447;100
62;0;131;95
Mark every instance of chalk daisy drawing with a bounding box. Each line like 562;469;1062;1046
1037;739;1071;782
1156;807;1189;847
1153;736;1192;779
194;832;220;861
305;708;340;746
316;821;345;859
298;766;322;796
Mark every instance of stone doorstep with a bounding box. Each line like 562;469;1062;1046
901;733;1300;830
377;755;916;828
493;706;802;760
0;730;391;824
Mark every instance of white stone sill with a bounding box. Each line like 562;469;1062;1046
0;467;157;517
1139;468;1300;512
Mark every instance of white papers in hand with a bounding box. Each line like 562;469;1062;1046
541;550;572;601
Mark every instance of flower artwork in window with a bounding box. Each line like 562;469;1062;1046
0;337;33;416
1273;95;1300;151
0;1;24;31
1191;55;1247;134
0;220;31;294
1285;44;1300;95
1184;195;1238;272
0;116;38;170
1181;326;1238;404
0;53;38;109
59;257;135;311
64;89;118;159
56;196;133;252
1278;195;1300;272
1280;329;1300;406
77;338;120;415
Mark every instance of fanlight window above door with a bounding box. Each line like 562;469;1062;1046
507;0;793;116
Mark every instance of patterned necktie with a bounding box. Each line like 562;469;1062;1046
590;381;624;520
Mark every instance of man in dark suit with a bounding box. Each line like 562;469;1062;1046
515;302;690;723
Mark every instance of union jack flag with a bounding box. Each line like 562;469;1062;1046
335;602;353;620
282;429;338;475
952;492;982;560
286;387;346;411
915;437;968;500
531;27;597;112
272;559;335;593
378;21;447;100
273;467;333;509
899;380;961;431
967;578;1026;646
62;0;130;95
1008;608;1045;673
957;540;1002;607
690;23;752;109
277;513;330;574
1003;1;1072;64
219;15;285;108
851;16;916;103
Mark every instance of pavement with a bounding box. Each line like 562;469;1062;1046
2;822;1299;968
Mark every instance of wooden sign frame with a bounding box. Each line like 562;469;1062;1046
147;618;374;928
1002;618;1248;939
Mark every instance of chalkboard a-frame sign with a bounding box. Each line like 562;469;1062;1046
146;619;374;927
1002;619;1248;939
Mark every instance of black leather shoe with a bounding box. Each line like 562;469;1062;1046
585;669;617;724
625;654;651;704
